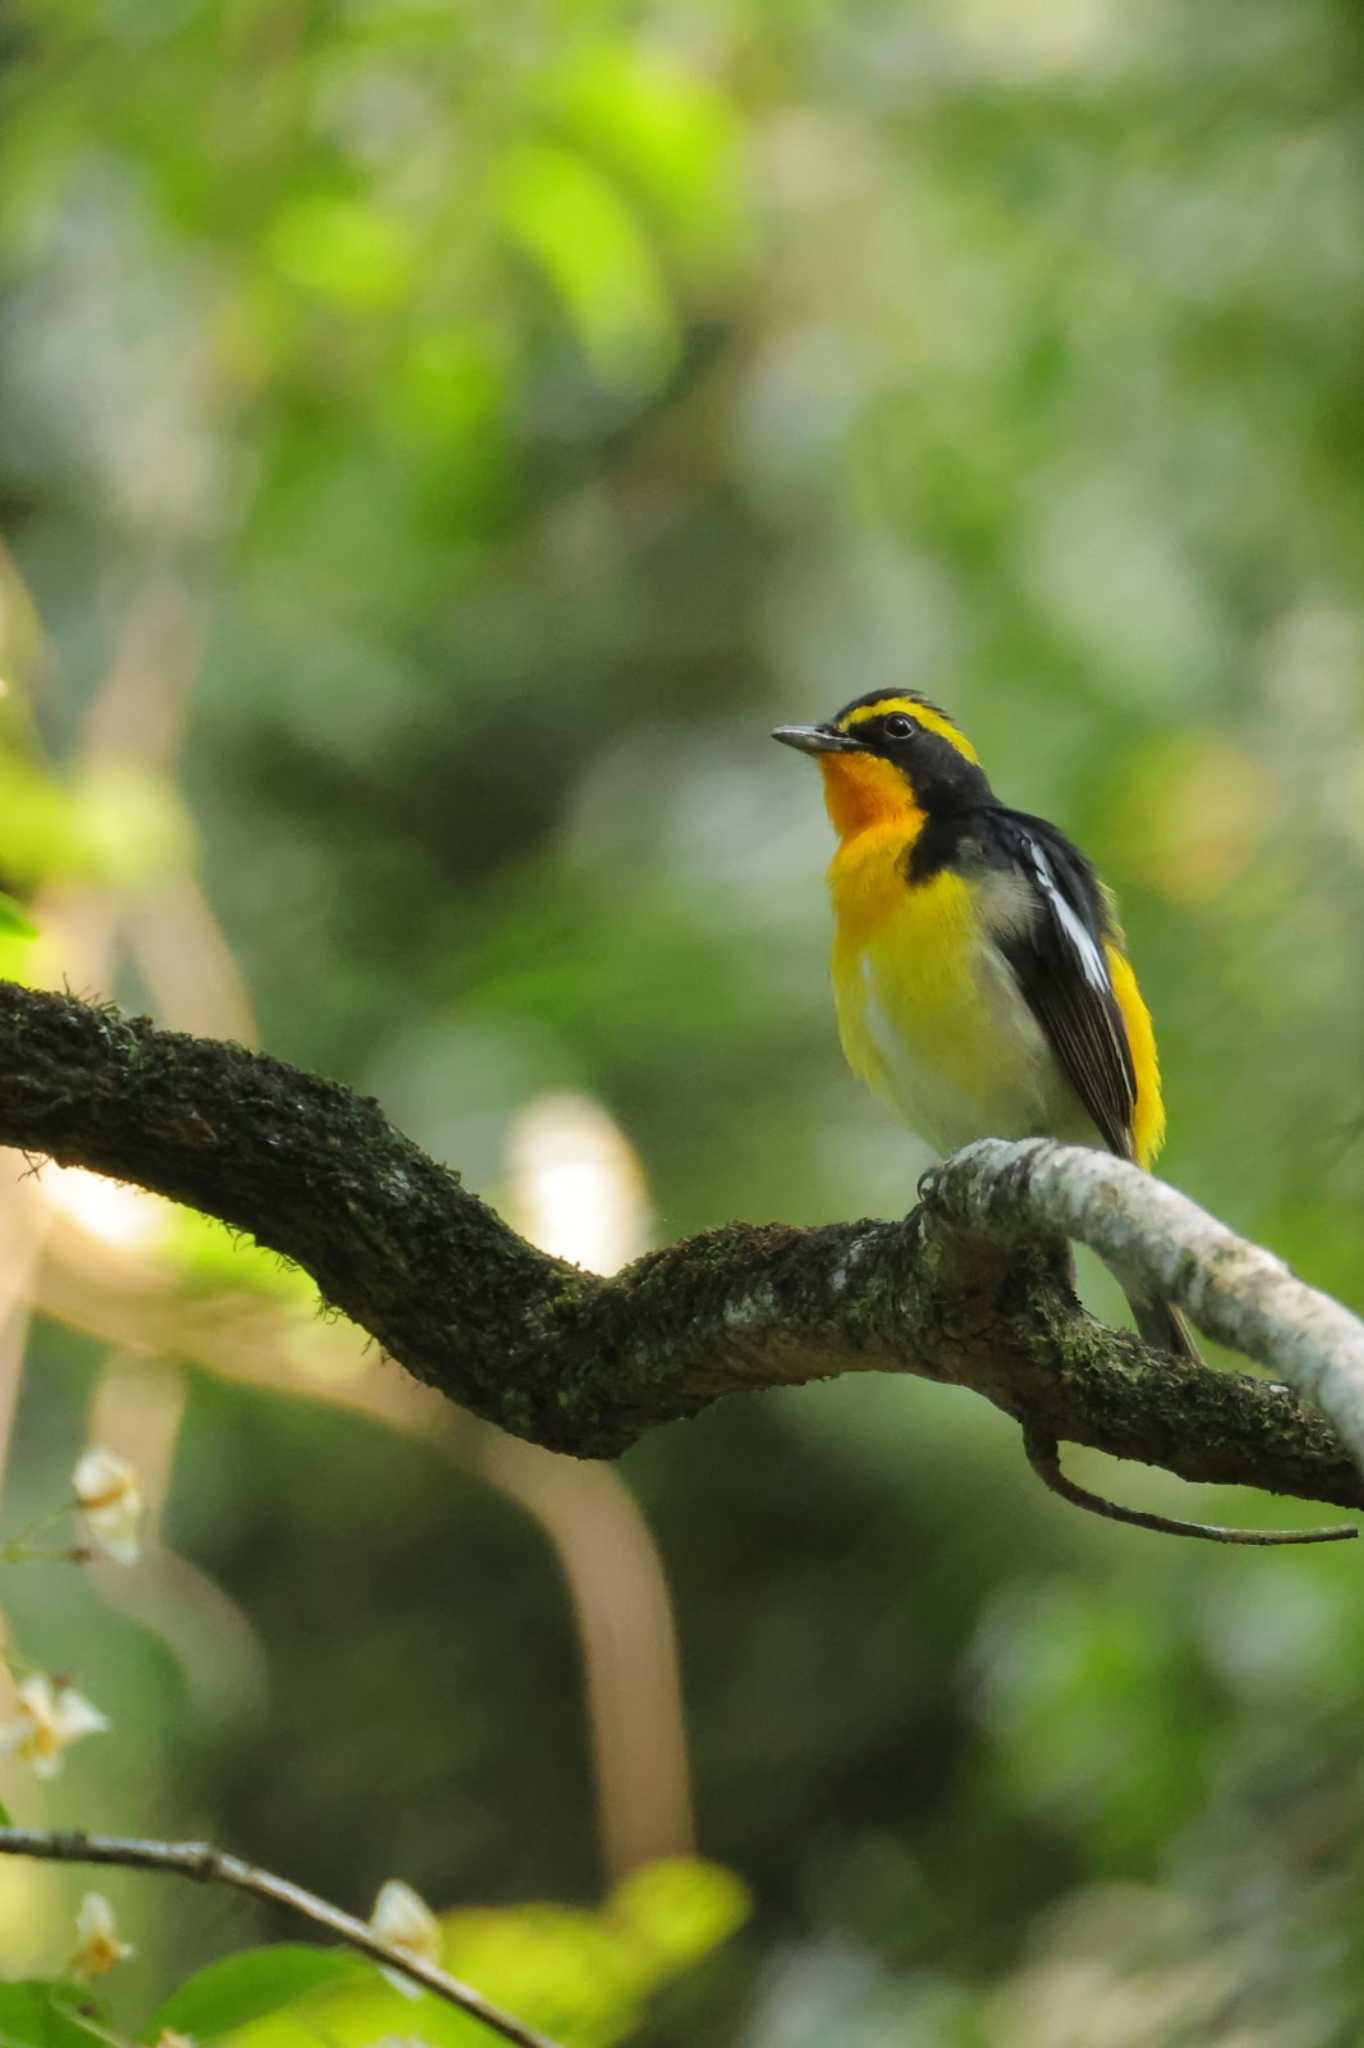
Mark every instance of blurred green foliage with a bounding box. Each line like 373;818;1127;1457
0;1980;114;2048
142;1860;748;2048
1;0;1364;2041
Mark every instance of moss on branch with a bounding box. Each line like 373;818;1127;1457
0;980;1358;1516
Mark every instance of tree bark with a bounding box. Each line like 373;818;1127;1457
0;980;1359;1516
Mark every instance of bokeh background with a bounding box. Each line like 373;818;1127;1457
2;0;1364;2040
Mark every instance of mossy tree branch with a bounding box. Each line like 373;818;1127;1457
0;980;1360;1521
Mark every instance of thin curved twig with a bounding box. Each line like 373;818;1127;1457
1022;1429;1356;1546
0;1826;561;2048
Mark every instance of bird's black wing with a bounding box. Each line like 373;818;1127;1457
981;807;1137;1159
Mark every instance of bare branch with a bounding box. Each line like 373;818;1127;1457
0;1825;561;2048
0;981;1359;1524
927;1139;1364;1480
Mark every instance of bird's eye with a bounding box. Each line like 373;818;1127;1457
883;713;916;741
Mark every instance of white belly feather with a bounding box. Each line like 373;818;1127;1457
856;941;1098;1157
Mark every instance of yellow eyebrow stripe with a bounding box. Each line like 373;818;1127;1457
837;694;980;765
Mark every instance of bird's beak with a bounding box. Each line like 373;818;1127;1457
771;724;863;756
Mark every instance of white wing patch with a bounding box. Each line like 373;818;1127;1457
1026;839;1110;991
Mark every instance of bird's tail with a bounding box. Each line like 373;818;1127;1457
1126;1290;1203;1365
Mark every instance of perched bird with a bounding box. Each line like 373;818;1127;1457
773;688;1197;1363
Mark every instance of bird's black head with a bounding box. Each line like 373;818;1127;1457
773;690;992;822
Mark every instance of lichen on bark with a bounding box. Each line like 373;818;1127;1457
0;979;1359;1517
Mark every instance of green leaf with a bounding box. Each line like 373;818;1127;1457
146;1946;368;2042
552;45;743;272
267;195;415;312
0;1798;12;1823
494;141;677;386
0;1982;113;2048
0;893;35;938
610;1857;752;1974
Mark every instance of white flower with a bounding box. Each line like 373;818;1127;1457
0;1674;110;1777
72;1448;144;1564
370;1878;442;1996
71;1891;135;1978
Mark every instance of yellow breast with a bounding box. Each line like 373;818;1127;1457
830;826;980;1078
828;825;1059;1155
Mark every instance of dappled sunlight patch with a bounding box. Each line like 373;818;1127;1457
506;1091;651;1275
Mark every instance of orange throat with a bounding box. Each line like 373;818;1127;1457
818;752;920;842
